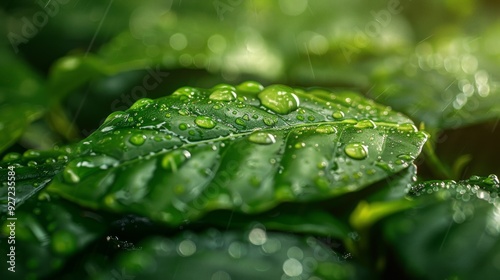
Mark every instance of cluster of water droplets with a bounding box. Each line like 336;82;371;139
411;174;499;199
0;147;72;173
38;81;427;206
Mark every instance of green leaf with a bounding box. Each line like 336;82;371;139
374;174;500;279
44;82;427;226
0;47;46;153
0;149;71;213
92;227;367;280
0;193;108;280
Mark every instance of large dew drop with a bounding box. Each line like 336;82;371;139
195;116;216;129
332;111;345;119
3;152;21;161
237;81;264;93
129;134;146;146
354;119;376;129
62;166;80;184
258;85;299;114
209;89;237;101
23;150;41;158
248;131;276;145
344;143;368;160
398;123;418;132
315;124;337;134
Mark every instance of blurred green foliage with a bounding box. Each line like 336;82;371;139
1;0;500;279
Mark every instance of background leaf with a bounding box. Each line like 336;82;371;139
0;194;108;280
0;45;46;153
92;227;368;280
371;174;500;279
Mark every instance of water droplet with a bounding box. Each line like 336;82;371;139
209;89;237;101
234;118;246;126
129;134;146;146
27;161;37;167
62;166;80;184
366;169;376;175
398;123;418;132
397;154;414;161
308;116;315;121
315;125;337;134
332;111;345;119
195;116;216;129
173;87;197;99
314;176;330;189
3;152;21;161
165;113;171;118
483;174;499;186
296;115;305;121
130;98;154;110
248;131;276;145
375;161;393;172
344;143;368;160
354;119;376;129
393;158;403;164
178;109;189;116
57;155;68;162
179;123;188;130
212;83;236;90
342;119;358;125
162;150;191;172
294;142;306;149
416;131;429;141
237;81;264;93
258;85;300;114
23;150;40;158
353;171;363;179
263;118;275;126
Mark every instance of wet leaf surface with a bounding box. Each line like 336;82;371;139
43;82;427;226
